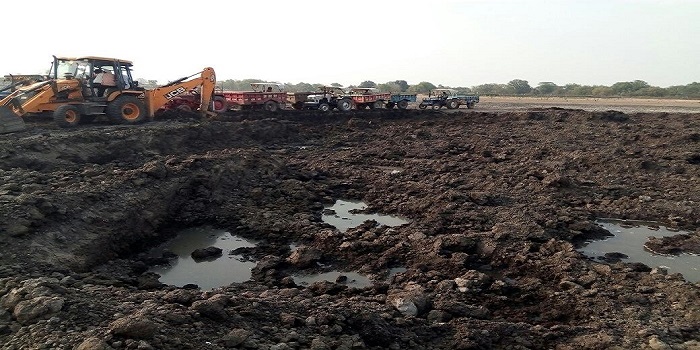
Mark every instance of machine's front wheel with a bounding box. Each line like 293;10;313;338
53;105;81;128
318;103;330;112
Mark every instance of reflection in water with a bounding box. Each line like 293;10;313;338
291;266;407;288
322;199;409;232
148;226;257;291
578;219;699;282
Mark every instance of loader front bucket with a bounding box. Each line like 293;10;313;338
0;106;26;134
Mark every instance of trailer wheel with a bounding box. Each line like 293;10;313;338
418;104;427;110
397;100;409;109
177;104;192;112
336;99;352;112
264;100;278;112
447;100;459;109
212;96;229;113
107;95;147;124
53;105;81;128
318;102;330;112
371;101;384;109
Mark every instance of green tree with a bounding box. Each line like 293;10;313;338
508;79;532;95
408;81;436;94
377;82;402;93
359;80;376;88
536;82;558;95
611;80;649;96
393;80;409;92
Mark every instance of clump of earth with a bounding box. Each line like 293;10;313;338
1;107;699;349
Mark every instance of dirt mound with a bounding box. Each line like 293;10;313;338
1;108;699;349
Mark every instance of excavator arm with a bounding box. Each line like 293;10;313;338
144;67;216;118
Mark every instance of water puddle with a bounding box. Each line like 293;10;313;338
578;219;699;282
322;199;409;232
291;266;407;288
148;226;258;290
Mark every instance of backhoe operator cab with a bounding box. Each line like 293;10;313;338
0;55;216;134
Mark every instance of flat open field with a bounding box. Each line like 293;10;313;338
474;96;700;114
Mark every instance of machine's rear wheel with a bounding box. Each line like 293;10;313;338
53;105;81;128
397;100;409;109
107;95;147;124
264;100;278;112
336;99;352;112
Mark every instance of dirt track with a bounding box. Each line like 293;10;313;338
1;100;700;349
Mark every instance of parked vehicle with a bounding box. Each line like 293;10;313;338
221;82;287;112
302;86;352;112
347;87;391;109
418;88;479;110
386;93;417;109
0;55;216;133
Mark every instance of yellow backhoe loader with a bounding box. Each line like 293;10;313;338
0;55;216;134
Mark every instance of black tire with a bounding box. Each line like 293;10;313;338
211;95;228;113
318;102;330;112
418;104;427;110
107;95;147;124
397;100;409;109
53;105;81;128
447;100;459;109
371;101;384;109
264;100;278;112
336;99;352;112
432;104;442;110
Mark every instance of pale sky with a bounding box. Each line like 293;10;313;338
3;0;698;88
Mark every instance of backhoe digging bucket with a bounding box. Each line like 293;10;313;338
0;106;26;134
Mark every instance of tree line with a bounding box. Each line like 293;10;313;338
137;77;700;99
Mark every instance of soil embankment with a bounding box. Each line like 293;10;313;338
1;106;699;349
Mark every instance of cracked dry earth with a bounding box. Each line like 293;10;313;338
0;108;699;350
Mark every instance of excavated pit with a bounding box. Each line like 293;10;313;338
1;108;700;349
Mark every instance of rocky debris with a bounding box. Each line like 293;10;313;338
190;246;223;261
0;109;700;348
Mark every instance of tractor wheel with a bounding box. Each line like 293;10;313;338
371;101;384;109
397;100;409;109
264;100;278;112
432;104;442;110
418;104;427;110
212;96;229;113
318;102;330;112
447;100;459;109
107;95;147;124
53;105;81;128
336;99;352;112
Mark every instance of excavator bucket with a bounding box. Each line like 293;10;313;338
0;106;26;134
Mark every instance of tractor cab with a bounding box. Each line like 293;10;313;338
49;56;140;99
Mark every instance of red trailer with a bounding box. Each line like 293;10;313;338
221;83;287;112
347;87;391;109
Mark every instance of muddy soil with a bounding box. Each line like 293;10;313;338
1;106;700;349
